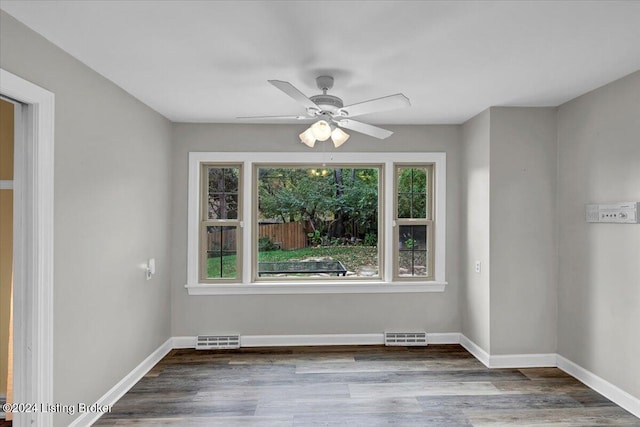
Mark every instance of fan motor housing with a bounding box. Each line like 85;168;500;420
310;94;344;112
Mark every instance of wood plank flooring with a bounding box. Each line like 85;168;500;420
94;345;640;426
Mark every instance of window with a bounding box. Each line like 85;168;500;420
200;163;242;282
255;165;381;281
394;165;434;280
187;152;446;295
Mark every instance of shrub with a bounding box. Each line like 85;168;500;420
258;236;279;252
364;232;377;246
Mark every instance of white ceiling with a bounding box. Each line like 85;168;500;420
2;0;640;124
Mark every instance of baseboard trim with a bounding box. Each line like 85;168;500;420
557;355;640;419
489;352;557;368
241;333;385;347
68;338;173;427
173;333;461;348
424;332;461;344
172;335;197;348
459;334;490;367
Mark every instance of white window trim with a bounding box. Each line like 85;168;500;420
186;152;446;295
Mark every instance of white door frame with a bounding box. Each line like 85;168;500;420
1;68;54;427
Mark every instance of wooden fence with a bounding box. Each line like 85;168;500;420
206;221;309;252
259;221;308;250
206;227;237;253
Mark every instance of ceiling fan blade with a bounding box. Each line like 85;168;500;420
237;115;309;120
335;119;394;140
268;80;320;111
338;93;410;118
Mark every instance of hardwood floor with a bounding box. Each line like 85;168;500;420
94;345;640;426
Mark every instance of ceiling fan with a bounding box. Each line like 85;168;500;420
239;76;411;147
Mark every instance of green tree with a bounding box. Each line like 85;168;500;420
258;166;379;244
258;167;334;231
397;167;427;219
208;167;239;219
329;168;378;242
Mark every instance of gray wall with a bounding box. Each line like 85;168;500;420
557;70;640;398
460;110;491;352
489;107;557;355
460;107;558;356
0;11;173;426
170;124;462;337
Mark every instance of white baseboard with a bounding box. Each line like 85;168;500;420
173;333;461;348
459;334;490;367
171;335;197;348
459;335;557;368
244;333;460;347
489;353;557;368
241;333;384;347
68;338;173;427
424;332;461;344
557;355;640;419
172;334;386;348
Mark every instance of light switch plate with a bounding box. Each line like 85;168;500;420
585;202;638;224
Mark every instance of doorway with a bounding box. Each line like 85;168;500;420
0;97;16;425
0;68;54;427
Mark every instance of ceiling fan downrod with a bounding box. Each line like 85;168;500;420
310;76;343;113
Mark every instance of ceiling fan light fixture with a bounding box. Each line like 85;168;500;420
331;127;350;148
310;120;332;141
299;127;316;148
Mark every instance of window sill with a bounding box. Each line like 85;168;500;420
185;281;447;295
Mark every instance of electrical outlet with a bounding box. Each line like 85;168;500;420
475;261;481;273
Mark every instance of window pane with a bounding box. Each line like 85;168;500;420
205;226;238;279
397;194;411;219
208;167;239;219
412;194;427;218
397;167;430;219
257;166;380;279
398;224;429;277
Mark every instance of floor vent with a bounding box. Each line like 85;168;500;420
385;332;428;346
196;335;240;350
